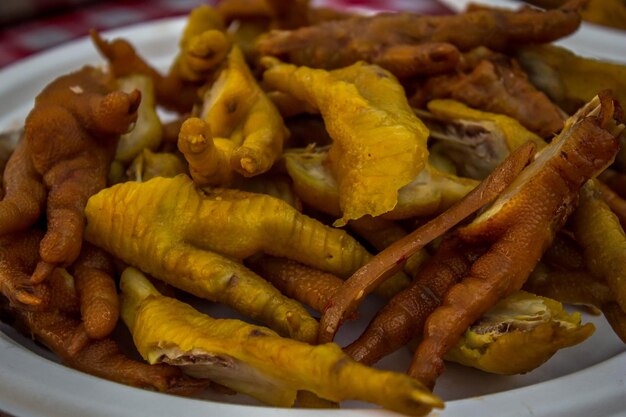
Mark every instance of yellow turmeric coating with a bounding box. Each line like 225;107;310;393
262;58;430;225
127;149;187;183
573;182;626;314
84;175;328;342
178;118;237;186
171;5;230;82
283;146;477;220
120;268;442;415
84;175;404;340
445;290;594;374
179;46;287;185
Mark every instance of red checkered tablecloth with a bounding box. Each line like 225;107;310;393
0;0;451;69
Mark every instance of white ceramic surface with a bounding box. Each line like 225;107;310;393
438;0;626;64
1;16;625;417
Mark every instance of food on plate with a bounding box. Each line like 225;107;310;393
263;58;430;225
178;46;287;186
0;139;46;241
246;255;346;314
410;47;566;138
120;267;443;414
0;231;207;394
417;99;545;179
84;175;321;342
444;290;595;374
409;94;623;388
0;229;48;309
318;142;536;344
573;182;626;314
70;243;118;342
256;0;583;78
344;235;484;365
2;0;626;413
283;145;479;220
126;148;188;182
0;66;140;288
348;216;430;278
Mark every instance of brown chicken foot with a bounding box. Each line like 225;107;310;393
317;142;535;344
91;31;200;113
15;308;208;394
410;48;566;138
0;138;46;236
15;66;140;284
344;236;485;365
246;254;344;315
257;0;583;78
408;93;622;389
0;229;48;309
71;243;119;341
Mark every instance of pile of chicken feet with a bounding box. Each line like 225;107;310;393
1;0;626;414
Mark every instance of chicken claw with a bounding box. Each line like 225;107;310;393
86;175;348;341
263;58;430;225
409;93;623;388
179;46;287;185
120;268;442;415
0;67;140;285
256;1;583;77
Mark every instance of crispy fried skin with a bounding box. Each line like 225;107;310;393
345;237;484;365
318;142;535;344
408;94;622;388
71;243;119;340
411;48;565;138
256;1;582;78
21;66;139;284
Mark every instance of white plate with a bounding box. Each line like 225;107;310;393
438;0;626;63
1;16;626;417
